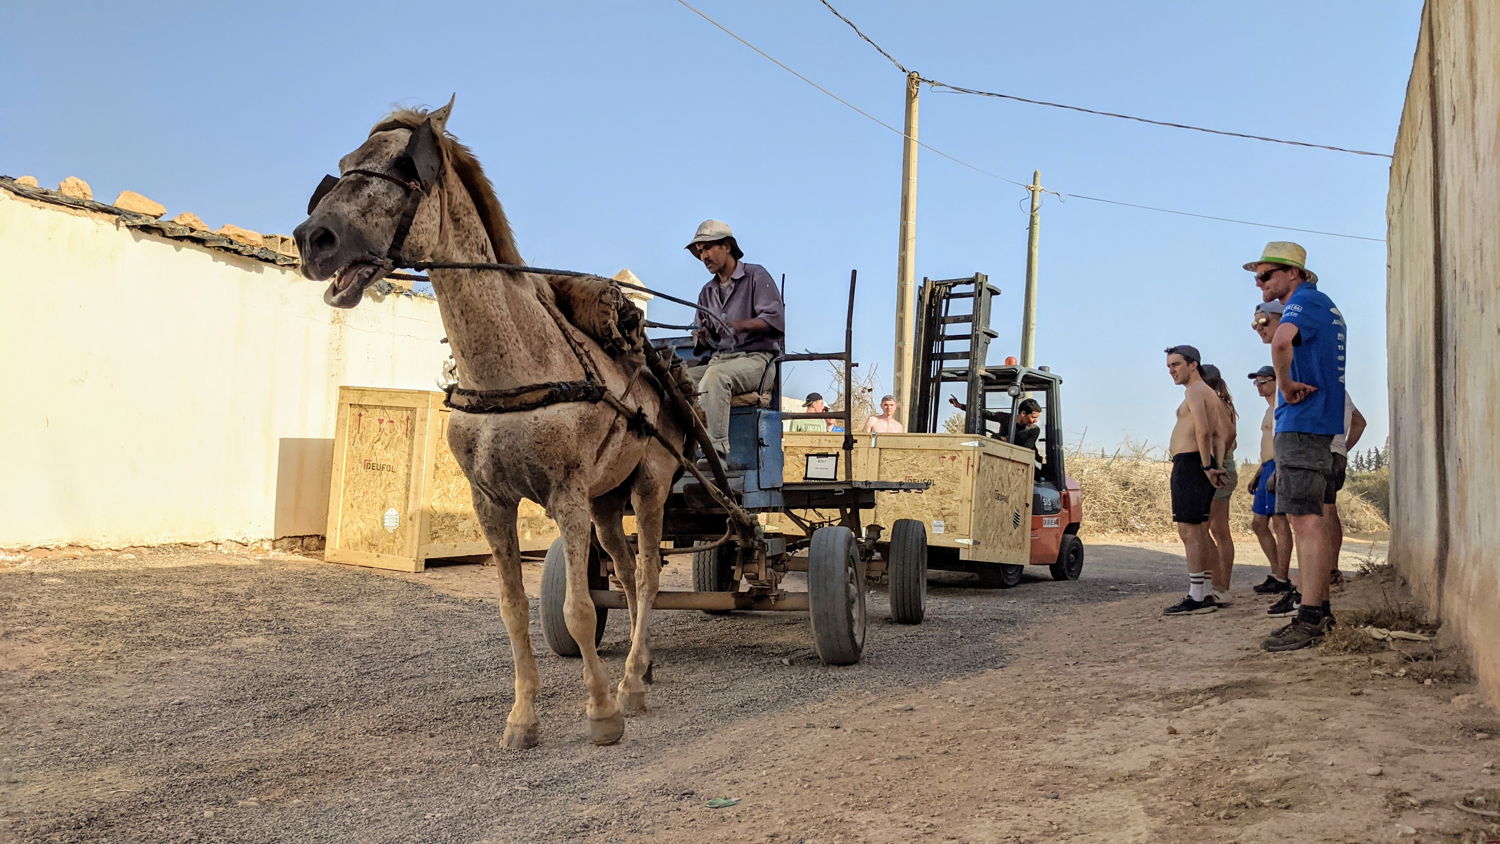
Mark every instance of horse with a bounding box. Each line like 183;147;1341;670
293;98;691;748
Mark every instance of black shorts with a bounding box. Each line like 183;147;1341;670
1170;453;1214;524
1327;452;1348;502
1274;432;1336;516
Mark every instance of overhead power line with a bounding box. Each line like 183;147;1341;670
675;0;1384;243
817;0;1394;160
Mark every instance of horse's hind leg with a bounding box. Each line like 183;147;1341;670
618;452;672;717
474;496;540;750
555;493;624;745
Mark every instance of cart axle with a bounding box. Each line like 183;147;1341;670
588;589;810;612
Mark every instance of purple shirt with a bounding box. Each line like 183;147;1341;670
693;261;785;354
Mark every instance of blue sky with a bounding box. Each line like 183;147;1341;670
2;1;1420;458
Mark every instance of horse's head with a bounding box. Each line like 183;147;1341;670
293;99;453;308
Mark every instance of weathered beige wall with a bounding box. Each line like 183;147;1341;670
0;189;450;548
1387;0;1500;703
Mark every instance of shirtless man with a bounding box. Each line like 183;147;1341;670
1162;345;1229;615
1245;365;1296;597
865;394;905;433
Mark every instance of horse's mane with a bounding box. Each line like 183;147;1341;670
370;107;524;266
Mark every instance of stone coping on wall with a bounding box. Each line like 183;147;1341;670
0;175;436;301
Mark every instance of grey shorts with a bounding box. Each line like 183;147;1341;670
1213;453;1238;502
1273;432;1335;517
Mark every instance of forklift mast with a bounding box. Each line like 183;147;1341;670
907;273;1067;486
909;274;999;434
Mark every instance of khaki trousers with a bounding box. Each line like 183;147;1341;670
686;351;774;455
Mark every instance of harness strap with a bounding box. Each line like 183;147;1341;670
443;380;605;414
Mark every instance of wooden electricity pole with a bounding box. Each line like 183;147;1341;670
1020;170;1042;368
893;71;921;427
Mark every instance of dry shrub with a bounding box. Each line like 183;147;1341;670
1344;466;1390;520
1068;444;1389;539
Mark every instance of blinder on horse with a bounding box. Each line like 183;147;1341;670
303;120;446;264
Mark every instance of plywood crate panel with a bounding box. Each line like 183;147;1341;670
867;433;1032;564
324;387;560;571
771;431;1033;564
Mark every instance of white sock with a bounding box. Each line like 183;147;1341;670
1188;572;1209;601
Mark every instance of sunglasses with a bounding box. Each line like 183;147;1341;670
1251;316;1271;328
1254;377;1275;385
1254;267;1288;284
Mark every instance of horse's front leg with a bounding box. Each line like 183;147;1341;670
555;491;625;745
591;490;639;653
473;495;540;750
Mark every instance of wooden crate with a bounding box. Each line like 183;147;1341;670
866;433;1034;564
771;431;1034;565
324;387;559;572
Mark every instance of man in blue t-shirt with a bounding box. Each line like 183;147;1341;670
1244;241;1346;652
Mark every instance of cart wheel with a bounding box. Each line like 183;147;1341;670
887;519;927;624
808;526;866;666
1050;534;1085;581
978;563;1025;589
540;538;607;658
693;543;738;614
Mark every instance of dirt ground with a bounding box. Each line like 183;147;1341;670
3;536;1497;843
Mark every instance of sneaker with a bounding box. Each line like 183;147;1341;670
1253;575;1292;595
1212;591;1233;608
1329;569;1345;587
1261;616;1333;651
1267;590;1300;617
1163;595;1218;616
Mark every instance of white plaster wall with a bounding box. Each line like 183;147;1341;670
0;190;450;547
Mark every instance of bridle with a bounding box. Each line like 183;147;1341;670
305;120;443;270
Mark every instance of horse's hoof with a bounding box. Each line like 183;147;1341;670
619;689;648;717
589;710;625;746
502;722;539;750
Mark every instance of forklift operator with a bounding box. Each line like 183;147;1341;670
947;396;1043;458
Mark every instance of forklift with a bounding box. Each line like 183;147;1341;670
907;274;1084;586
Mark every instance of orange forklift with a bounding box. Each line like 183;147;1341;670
907;274;1084;586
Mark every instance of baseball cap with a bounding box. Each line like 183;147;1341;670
1163;345;1201;364
1254;300;1285;316
803;392;824;407
1247;365;1275;380
1199;364;1222;382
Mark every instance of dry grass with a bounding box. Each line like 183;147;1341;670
1068;443;1389;539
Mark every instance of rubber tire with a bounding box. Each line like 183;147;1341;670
887;519;927;624
1050;534;1085;581
693;543;739;614
978;563;1025;589
808;526;866;666
540;538;608;658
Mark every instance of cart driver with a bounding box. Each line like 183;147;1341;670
684;219;786;469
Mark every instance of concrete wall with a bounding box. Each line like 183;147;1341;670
1387;0;1500;703
0;188;450;548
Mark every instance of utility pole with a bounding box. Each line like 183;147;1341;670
892;71;920;427
1020;170;1042;368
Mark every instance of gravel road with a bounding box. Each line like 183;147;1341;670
1;542;1228;842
